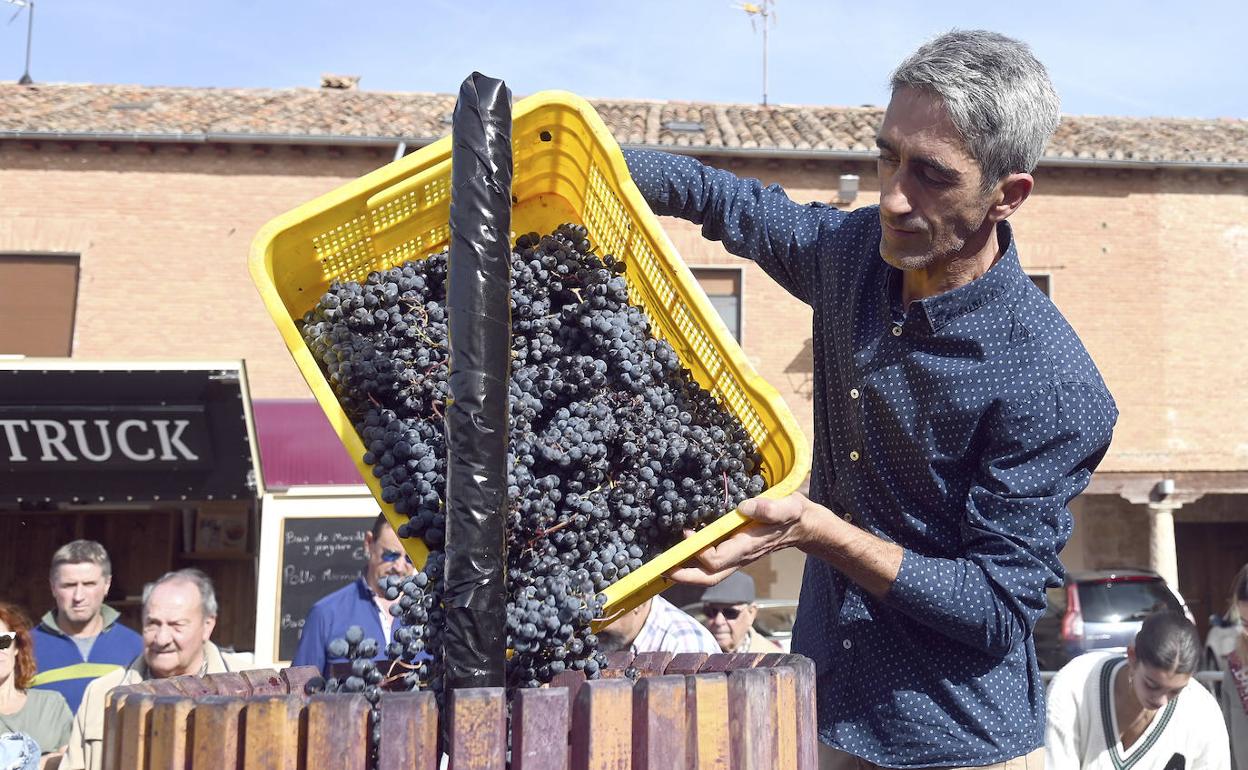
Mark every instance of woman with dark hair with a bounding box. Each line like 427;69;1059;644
1047;611;1230;769
0;602;72;768
1222;564;1248;769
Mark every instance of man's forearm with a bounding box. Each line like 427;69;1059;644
796;503;903;600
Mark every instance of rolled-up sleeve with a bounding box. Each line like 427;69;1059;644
885;381;1117;656
622;148;842;306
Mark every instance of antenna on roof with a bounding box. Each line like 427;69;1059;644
4;0;34;85
735;0;776;105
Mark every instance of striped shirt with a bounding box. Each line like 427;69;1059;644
630;595;719;655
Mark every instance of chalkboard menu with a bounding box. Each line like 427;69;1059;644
277;516;370;661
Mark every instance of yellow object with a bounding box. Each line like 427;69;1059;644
248;90;811;620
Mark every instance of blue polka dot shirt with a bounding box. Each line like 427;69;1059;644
623;149;1119;768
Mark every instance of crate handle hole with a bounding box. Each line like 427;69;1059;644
539;130;553;142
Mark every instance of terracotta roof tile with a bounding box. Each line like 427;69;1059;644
1;82;1245;167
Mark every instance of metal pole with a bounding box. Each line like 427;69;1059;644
761;3;768;106
18;0;32;85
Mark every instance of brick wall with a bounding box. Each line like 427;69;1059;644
2;141;1245;601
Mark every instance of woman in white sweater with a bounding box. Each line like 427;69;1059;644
1046;611;1231;769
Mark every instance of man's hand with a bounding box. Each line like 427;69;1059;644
668;492;904;599
668;493;819;586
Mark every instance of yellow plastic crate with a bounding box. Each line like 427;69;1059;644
249;90;811;618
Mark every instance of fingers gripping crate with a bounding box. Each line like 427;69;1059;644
248;90;811;617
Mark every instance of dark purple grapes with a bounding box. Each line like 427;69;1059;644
300;224;767;726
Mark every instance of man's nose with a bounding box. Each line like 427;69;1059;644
879;170;913;218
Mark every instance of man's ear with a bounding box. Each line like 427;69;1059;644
988;172;1034;223
364;531;375;550
203;615;217;640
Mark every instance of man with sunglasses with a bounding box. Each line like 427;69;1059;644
293;514;414;676
699;572;782;654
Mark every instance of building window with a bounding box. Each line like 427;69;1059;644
1029;273;1052;296
691;267;742;342
0;254;80;356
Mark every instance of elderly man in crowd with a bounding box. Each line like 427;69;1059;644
31;540;142;713
62;569;251;770
699;572;783;654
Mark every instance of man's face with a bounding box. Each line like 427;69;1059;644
875;86;998;272
142;579;215;678
596;600;651;652
703;602;757;653
365;525;412;595
50;562;111;626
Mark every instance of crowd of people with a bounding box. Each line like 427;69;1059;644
3;530;1245;769
0;541;247;770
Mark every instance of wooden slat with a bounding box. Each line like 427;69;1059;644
698;654;738;673
550;670;587;706
511;687;570;770
378;691;439;770
242;695;303;770
208;672;253;696
190;695;244;769
630;651;674;678
101;689;127;770
242;669;288;696
730;653;765;669
146;679;186;697
447;687;506;770
768;667;799;770
570;678;633;769
602;651;635;676
779;656;818;770
685;674;730;770
147;696;193;770
727;668;777;770
754;653;787;668
306;694;370;770
663;653;708;675
170;674;218;698
631;675;686;770
281;666;325;696
116;693;157;770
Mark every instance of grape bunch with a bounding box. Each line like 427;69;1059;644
300;223;767;703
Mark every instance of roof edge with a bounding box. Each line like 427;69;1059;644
3;130;1246;172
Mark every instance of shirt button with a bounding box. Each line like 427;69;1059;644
848;450;860;461
842;639;852;650
849;388;860;399
843;512;853;523
891;325;903;337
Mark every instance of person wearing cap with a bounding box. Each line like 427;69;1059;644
699;572;783;654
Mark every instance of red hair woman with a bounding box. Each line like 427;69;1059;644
0;602;72;768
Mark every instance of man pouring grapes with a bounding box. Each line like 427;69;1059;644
626;30;1117;769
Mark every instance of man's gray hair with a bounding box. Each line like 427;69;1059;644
890;29;1060;191
141;568;219;619
50;540;112;580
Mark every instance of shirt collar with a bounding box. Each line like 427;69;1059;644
882;220;1025;334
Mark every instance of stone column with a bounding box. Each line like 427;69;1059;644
1146;502;1181;591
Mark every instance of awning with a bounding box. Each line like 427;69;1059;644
251;399;363;489
0;361;260;504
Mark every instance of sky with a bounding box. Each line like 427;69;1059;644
1;0;1244;120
